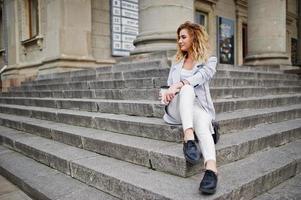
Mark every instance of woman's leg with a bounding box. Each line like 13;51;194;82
193;105;217;173
193;104;218;194
179;85;196;142
166;84;201;164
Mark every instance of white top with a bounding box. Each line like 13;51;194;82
180;67;197;81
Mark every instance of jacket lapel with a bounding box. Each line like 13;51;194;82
173;59;184;83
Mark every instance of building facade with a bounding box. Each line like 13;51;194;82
0;0;300;90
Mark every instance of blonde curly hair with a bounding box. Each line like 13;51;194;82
175;21;210;63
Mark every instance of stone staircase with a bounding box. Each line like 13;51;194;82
0;59;300;200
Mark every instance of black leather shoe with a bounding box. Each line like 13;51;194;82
183;140;201;165
199;170;218;194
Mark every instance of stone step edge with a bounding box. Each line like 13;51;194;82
0;127;300;200
0;102;300;127
0;94;300;117
19;76;301;89
36;59;166;81
3;86;301;100
0;146;119;200
252;173;301;200
1;93;301;104
5;85;301;93
0;112;300;178
0;103;300;141
35;66;300;83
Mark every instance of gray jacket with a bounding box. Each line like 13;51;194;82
163;56;217;124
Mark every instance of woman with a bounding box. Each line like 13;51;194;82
160;21;218;194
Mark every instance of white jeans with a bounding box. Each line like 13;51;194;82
166;85;216;162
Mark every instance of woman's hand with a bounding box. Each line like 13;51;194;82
159;82;184;104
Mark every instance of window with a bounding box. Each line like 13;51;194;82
195;11;208;29
0;6;3;50
27;0;39;38
242;23;248;60
23;0;39;40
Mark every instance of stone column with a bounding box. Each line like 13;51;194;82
297;0;301;66
245;0;290;65
131;0;194;55
44;0;92;61
1;0;20;91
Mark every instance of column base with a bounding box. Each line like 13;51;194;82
131;32;177;55
244;53;291;66
1;68;24;91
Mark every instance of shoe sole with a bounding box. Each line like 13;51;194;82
199;187;216;195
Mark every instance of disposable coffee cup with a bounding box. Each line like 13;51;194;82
160;86;170;104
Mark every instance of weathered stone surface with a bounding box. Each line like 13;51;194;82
217;104;301;134
31;110;57;122
253;173;301;200
0;60;300;199
123;68;169;79
0;103;300;143
22;123;52;139
2;113;300;178
93;114;182;142
57;99;98;112
0;94;300;118
57;112;93;128
63;90;95;99
112;60;164;72
1;123;300;199
51;129;83;148
0;146;118;200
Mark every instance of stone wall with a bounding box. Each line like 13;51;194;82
91;0;114;62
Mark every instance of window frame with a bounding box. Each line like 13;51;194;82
27;0;39;39
195;10;208;30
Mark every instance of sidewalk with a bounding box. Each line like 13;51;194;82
0;175;32;200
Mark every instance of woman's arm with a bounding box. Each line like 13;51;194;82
167;66;174;86
184;56;217;87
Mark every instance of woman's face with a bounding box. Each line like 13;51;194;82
178;28;193;52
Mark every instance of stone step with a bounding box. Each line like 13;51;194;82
0;94;300;117
252;173;301;200
14;77;301;92
0;114;300;177
112;59;167;72
2;86;301;100
0;127;300;200
0;146;118;200
36;66;107;81
35;60;166;81
0;103;300;142
217;64;282;72
25;68;169;86
23;67;300;88
92;86;301;100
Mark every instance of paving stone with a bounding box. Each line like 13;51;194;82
0;190;33;200
0;176;19;196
